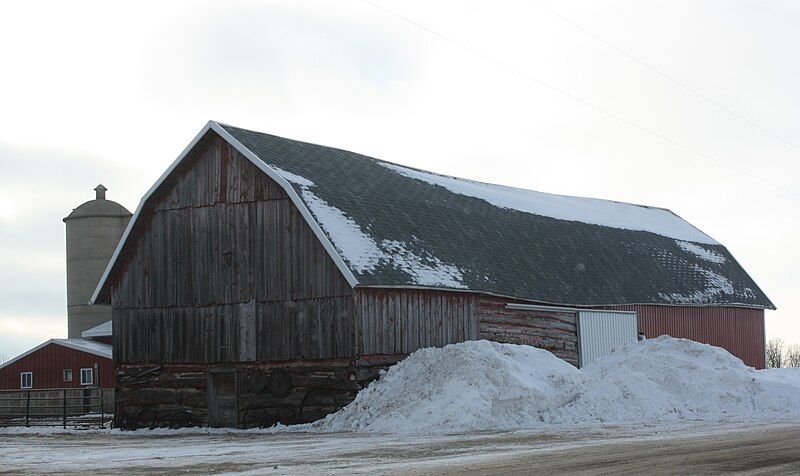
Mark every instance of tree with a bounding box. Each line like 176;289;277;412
785;344;800;368
766;338;785;368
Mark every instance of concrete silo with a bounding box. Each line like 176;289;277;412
63;185;132;338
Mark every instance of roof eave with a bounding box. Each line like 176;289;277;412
356;284;776;310
0;339;112;371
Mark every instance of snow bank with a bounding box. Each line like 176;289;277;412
314;337;800;434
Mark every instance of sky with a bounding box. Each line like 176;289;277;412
0;0;797;359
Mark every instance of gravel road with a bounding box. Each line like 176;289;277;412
1;421;799;474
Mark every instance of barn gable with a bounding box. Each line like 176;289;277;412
99;130;356;363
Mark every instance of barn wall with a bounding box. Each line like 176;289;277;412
115;297;356;364
115;357;401;429
477;297;579;366
601;305;766;369
355;288;479;356
0;344;113;390
110;133;355;365
353;290;580;366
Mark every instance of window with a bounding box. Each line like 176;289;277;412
20;372;32;389
63;369;73;382
80;368;93;386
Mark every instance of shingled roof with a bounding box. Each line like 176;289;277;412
93;121;775;309
220;124;773;309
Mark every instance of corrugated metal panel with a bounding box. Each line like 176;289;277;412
578;311;638;367
600;305;766;369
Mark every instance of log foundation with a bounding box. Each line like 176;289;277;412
114;355;403;429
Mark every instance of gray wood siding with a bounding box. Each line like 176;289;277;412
477;297;579;366
110;133;354;364
355;288;478;355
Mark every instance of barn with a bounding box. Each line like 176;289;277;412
92;121;774;428
0;339;113;390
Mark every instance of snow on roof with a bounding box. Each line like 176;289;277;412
220;124;770;308
380;162;718;245
276;166;469;288
81;320;112;338
53;339;112;359
0;339;112;370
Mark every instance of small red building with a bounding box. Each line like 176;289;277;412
0;339;112;390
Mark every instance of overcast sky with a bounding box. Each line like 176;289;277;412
0;0;797;359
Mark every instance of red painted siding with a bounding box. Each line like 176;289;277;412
601;305;766;369
0;343;113;390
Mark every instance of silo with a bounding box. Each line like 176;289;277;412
63;185;132;338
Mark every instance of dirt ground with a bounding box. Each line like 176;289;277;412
1;421;799;475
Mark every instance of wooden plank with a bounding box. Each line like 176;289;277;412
239;300;257;362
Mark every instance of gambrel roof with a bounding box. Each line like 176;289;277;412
93;121;774;309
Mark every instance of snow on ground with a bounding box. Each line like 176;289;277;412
4;420;799;475
314;336;800;434
3;338;800;473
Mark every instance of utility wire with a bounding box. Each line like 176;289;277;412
364;0;800;199
531;0;800;153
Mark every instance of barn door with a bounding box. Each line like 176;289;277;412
207;369;238;428
578;311;637;367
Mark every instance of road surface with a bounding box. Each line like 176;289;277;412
1;420;799;474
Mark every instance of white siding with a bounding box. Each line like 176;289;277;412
578;311;637;367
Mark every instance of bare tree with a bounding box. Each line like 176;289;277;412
785;344;800;368
767;338;785;368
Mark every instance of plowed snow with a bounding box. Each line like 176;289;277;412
314;337;800;434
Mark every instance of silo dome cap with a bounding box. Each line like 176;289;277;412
94;184;107;199
63;184;132;221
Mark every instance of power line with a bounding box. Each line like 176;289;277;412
530;0;800;153
363;0;800;199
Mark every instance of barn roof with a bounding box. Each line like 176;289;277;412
0;339;112;370
93;121;775;309
82;320;112;338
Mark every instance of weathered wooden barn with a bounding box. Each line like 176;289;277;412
92;121;774;428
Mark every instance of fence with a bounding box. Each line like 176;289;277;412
0;387;107;428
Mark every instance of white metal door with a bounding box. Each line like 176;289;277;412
578;311;637;367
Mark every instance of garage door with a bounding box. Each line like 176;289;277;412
578;310;638;367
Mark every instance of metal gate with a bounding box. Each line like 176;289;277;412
578;310;637;367
0;388;106;428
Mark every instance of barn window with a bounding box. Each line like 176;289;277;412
20;372;32;389
63;369;73;382
80;368;93;386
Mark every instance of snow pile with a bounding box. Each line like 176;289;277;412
759;367;800;388
314;337;800;434
554;337;800;424
316;340;583;433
